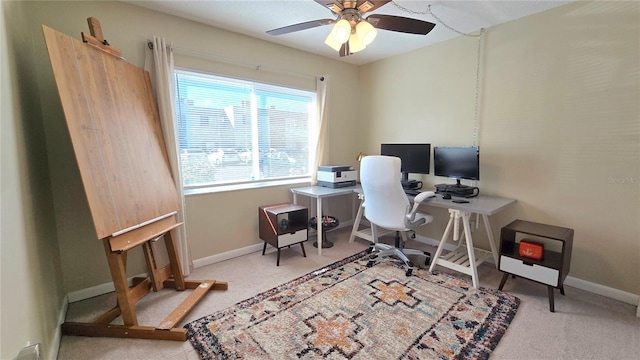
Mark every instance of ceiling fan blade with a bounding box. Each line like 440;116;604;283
266;19;334;36
313;0;391;14
366;14;436;35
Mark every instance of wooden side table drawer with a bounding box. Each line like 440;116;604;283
278;230;307;247
500;255;559;287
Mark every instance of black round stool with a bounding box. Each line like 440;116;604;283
309;216;339;248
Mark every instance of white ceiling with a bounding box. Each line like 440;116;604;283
127;0;573;65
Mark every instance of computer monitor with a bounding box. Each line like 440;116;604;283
433;146;480;187
380;143;431;187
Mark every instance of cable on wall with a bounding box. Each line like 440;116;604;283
391;1;485;146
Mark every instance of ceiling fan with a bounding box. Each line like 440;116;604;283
266;0;436;57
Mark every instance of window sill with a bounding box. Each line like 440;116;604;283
184;177;312;196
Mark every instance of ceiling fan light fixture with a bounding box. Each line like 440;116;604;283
356;20;377;46
331;19;351;44
348;33;366;53
324;33;343;51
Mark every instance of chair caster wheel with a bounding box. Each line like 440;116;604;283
366;246;374;254
423;252;431;266
367;260;376;268
405;268;413;277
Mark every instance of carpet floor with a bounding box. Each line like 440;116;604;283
185;250;519;359
58;228;640;359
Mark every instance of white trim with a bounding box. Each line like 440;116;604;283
415;234;639;312
563;276;640;307
67;273;148;303
192;243;264;268
50;296;68;360
66;233;640;317
192;221;356;269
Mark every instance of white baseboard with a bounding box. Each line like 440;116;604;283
67;272;148;303
66;222;360;302
50;296;68;360
563;276;640;307
65;232;639;317
192;243;264;268
193;221;356;269
414;234;639;311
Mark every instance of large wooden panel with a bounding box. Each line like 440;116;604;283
42;25;179;239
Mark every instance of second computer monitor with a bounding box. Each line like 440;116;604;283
380;143;431;184
433;146;480;183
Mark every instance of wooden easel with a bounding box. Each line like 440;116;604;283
43;18;227;341
62;216;227;341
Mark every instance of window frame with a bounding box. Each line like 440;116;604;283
173;67;317;194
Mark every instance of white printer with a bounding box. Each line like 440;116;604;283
317;165;357;188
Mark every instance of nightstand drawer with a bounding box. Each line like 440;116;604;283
500;255;559;287
279;230;307;247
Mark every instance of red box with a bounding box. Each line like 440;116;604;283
519;240;544;260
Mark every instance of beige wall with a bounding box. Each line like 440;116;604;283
24;1;362;293
360;1;639;294
1;2;65;359
2;1;638;357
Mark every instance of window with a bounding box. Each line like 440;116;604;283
174;69;316;189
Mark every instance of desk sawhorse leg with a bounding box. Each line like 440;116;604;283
349;193;393;244
428;209;499;288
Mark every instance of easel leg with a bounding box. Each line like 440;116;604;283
164;230;186;290
102;238;138;326
142;241;163;291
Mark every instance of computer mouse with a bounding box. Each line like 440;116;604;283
442;194;452;199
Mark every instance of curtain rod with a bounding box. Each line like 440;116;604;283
147;40;317;81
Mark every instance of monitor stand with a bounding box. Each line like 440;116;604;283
435;179;479;198
400;172;421;190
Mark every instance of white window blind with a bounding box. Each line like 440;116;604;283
175;69;315;189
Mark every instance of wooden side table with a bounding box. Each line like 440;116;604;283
258;203;308;266
498;219;574;312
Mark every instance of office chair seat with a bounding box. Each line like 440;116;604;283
360;155;436;276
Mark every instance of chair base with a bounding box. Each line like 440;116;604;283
366;243;431;277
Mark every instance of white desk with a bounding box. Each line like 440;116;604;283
350;187;516;288
425;195;516;288
290;186;357;256
291;185;516;288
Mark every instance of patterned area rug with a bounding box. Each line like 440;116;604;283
185;250;520;359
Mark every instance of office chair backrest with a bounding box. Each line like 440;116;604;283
360;155;411;231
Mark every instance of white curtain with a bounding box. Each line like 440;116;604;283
144;37;192;276
312;75;330;184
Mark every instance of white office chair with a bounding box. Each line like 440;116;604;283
360;155;436;276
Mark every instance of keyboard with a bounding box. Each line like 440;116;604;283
404;189;421;196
